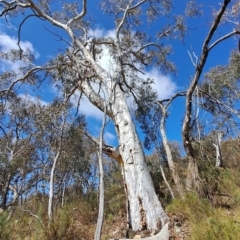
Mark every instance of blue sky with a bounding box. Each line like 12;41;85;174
0;0;238;152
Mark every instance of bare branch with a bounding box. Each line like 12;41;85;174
18;14;40;59
209;29;240;51
187;50;197;67
157;91;186;109
199;89;240;118
128;0;147;11
116;1;134;42
136;43;162;54
0;1;17;16
1;65;55;94
27;0;66;29
67;0;87;26
20;209;42;225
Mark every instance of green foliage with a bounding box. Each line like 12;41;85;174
167;169;240;240
189;208;240;240
41;207;81;240
167;193;212;221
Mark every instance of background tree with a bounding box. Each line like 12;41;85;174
0;95;40;211
182;0;240;193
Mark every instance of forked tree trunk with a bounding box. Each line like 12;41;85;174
110;86;168;232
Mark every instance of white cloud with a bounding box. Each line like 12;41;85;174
144;69;177;100
0;32;39;72
88;28;115;39
104;131;116;145
89;28;117;74
70;93;103;120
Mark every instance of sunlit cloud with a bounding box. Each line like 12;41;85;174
104;131;116;145
144;69;177;100
70;93;103;120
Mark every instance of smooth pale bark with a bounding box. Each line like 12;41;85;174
48;115;65;222
61;174;67;207
78;67;168;231
48;151;60;222
109;85;168;232
213;132;223;168
159;164;175;199
94;103;107;240
158;103;184;197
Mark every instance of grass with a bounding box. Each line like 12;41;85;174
167;168;240;240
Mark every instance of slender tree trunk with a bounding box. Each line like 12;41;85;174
159;107;184;197
159;164;175;199
214;132;223;168
61;174;67;208
48;114;65;222
94;102;107;240
182;0;231;193
48;153;59;222
110;86;168;233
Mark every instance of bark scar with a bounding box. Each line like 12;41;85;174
138;197;147;230
126;149;134;164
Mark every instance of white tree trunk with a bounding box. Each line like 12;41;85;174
214;132;223;168
48;114;65;222
94;103;107;240
159;107;183;197
111;86;168;232
48;153;59;222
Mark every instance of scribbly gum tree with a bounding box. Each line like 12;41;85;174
0;0;188;234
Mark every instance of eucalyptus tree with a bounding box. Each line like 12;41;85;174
40;101;68;222
182;0;240;192
31;99;87;221
53;116;92;206
156;92;186;197
198;51;240;168
0;0;187;233
200;51;240;131
0;95;40;211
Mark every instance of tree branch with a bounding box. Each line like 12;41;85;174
27;0;66;29
209;29;240;51
199;89;240;118
67;0;87;26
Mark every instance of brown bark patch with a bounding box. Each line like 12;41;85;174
138;197;147;230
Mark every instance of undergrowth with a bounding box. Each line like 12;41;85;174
167;168;240;240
